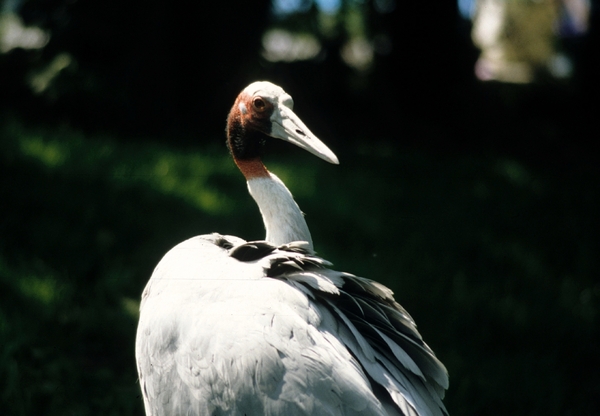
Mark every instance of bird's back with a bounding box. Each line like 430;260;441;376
136;234;396;416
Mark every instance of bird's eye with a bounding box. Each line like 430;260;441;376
253;97;266;112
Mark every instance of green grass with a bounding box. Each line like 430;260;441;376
1;121;598;415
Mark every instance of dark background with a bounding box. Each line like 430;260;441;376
1;1;598;415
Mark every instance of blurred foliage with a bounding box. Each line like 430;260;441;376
1;0;600;415
1;121;599;415
1;0;271;137
1;0;597;160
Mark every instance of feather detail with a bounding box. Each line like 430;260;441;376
226;239;449;416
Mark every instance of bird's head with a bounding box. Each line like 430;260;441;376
226;81;339;164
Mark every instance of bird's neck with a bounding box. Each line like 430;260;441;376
233;157;270;178
227;108;312;248
246;173;313;250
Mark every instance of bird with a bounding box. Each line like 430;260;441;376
135;81;449;416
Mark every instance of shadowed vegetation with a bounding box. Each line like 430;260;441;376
1;0;599;414
1;121;598;415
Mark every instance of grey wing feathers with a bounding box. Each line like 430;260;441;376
235;240;449;416
139;234;393;416
138;235;447;416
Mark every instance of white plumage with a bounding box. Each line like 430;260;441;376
135;81;449;416
247;175;313;249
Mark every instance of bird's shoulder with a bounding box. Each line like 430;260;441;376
232;239;450;416
137;235;449;416
136;234;388;415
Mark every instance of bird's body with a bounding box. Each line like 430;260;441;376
136;82;448;416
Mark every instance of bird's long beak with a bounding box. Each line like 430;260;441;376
270;108;339;165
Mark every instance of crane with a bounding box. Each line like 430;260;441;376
135;81;449;416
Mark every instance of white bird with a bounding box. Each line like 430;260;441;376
135;81;449;416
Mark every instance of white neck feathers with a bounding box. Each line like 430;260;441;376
246;173;313;250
